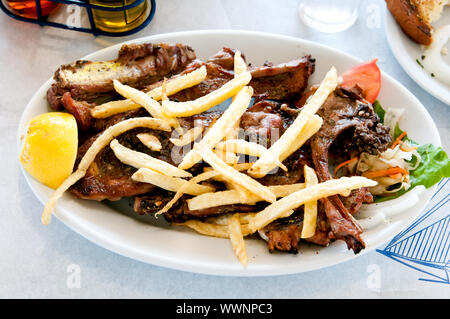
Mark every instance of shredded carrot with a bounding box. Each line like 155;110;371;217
333;157;358;177
362;167;409;179
400;144;417;152
391;131;407;149
388;173;402;179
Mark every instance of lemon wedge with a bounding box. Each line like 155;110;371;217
20;112;78;189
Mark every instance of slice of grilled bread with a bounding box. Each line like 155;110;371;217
386;0;449;45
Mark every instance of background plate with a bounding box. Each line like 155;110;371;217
385;8;450;104
18;30;441;276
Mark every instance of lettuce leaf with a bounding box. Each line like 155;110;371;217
373;100;385;123
372;101;450;202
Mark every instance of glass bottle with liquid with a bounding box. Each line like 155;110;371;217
90;0;149;33
4;0;59;18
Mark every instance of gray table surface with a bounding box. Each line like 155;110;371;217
1;0;449;298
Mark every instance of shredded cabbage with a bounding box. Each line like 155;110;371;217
356;144;419;195
355;104;421;196
361;101;449;201
383;108;404;139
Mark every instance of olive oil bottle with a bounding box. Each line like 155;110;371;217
89;0;149;33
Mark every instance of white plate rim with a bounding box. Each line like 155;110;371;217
17;29;441;276
384;9;450;105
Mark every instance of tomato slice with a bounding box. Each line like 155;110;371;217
340;58;381;104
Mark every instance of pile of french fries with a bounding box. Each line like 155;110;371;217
41;52;377;267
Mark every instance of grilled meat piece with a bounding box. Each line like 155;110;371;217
135;103;296;222
321;197;365;252
265;215;304;253
70;108;173;201
309;87;391;253
156;152;308;223
69;100;289;202
134;150;309;223
260;205;333;253
169;48;315;101
250;57;315;100
61;92;94;131
52;46;314;133
135;193;260;223
341;188;374;215
47;43;196;110
258;148;311;186
70;126;168;201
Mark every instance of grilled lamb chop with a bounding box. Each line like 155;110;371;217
147;150;311;223
70;110;166;201
60;92;95;131
168;48;315;101
260;205;334;253
47;43;197;110
69;100;291;202
309;87;391;253
132;99;314;222
135;192;261;223
51;46;315;132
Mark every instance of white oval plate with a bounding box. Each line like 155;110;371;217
18;30;441;276
385;7;450;104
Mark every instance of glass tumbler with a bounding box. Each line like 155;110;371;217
298;0;359;33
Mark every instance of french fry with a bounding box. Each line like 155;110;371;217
40;170;86;225
228;214;248;267
178;86;253;170
215;139;287;171
169;126;203;147
270;183;307;197
112;80;181;132
161;71;251;117
234;51;247;75
161;77;169;102
248;67;337;178
137;133;161;151
247;176;377;232
187;183;305;211
224;121;240;140
132;168;214;195
175;220;253;238
198;148;276;203
41;117;170;224
209;174;248;191
237;212;257;224
90;66;207;118
204;163;254;190
205;213;257;226
229;163;254;171
216;139;266;156
157;163;255;215
301;165;319;238
176;220;230;238
91;99;140;118
110;139;192;178
278;115;322;162
203;162;253;174
157;170;220;215
222;51;246;141
151;66;207;101
214;149;239;165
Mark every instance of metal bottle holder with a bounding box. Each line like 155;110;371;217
0;0;156;36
